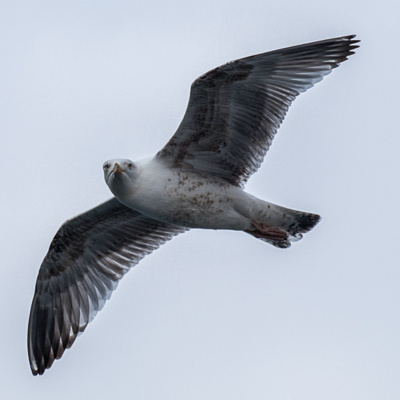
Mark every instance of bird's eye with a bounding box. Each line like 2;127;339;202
103;163;110;171
128;163;133;169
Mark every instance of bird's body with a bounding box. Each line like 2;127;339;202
110;157;249;230
106;157;319;246
27;35;359;375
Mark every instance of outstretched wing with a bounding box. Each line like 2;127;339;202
157;35;359;186
28;198;187;375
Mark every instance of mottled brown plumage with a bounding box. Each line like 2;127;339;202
28;35;358;376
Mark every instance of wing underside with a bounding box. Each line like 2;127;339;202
28;198;187;375
157;35;359;186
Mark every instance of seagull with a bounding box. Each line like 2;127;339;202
28;35;359;375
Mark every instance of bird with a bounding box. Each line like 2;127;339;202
28;35;359;375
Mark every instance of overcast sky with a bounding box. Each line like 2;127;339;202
1;1;399;399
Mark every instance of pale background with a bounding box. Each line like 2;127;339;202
1;1;399;399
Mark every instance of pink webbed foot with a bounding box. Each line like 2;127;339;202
245;221;299;249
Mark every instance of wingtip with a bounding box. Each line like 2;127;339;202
343;34;360;48
30;358;52;376
29;359;41;376
329;34;360;64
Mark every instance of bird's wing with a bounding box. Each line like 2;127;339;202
157;35;359;186
28;198;187;375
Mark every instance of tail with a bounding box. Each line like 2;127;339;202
245;203;321;249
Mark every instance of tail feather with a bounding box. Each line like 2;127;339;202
288;211;321;235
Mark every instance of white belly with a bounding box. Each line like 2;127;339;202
119;162;250;230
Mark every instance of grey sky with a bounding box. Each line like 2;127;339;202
1;1;399;399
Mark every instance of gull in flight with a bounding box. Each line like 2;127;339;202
28;35;359;375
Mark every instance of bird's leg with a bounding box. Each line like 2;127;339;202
245;220;288;241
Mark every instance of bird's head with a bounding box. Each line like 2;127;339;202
103;159;137;199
